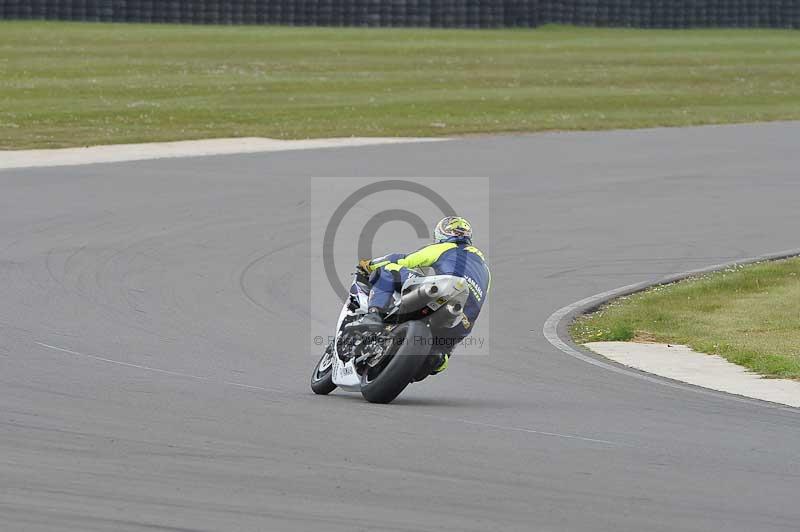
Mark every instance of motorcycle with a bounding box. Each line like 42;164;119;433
310;267;469;404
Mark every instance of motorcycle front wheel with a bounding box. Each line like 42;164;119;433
310;345;337;395
360;320;431;404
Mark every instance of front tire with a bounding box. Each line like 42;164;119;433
360;321;431;404
310;346;337;395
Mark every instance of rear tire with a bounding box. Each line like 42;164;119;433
360;321;431;404
310;346;337;395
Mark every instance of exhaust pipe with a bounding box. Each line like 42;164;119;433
399;283;440;313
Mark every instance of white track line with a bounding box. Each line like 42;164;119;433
420;414;620;446
1;137;448;171
35;341;283;394
36;341;621;443
542;248;800;411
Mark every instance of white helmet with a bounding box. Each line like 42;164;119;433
434;216;472;244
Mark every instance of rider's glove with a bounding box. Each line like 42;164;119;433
357;258;372;276
356;258;372;283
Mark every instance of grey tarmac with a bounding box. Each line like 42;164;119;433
1;122;799;531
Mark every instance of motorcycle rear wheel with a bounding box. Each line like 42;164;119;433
360;321;431;404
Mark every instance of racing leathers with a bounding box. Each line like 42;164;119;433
363;240;490;363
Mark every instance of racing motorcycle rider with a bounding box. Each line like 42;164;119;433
346;216;491;377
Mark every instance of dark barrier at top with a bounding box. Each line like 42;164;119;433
0;1;798;28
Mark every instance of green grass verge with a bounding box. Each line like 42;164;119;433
571;257;800;379
2;22;800;149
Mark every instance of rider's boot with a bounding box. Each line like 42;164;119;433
412;351;450;382
344;307;385;332
430;352;449;375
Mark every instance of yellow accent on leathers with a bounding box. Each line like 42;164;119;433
382;242;458;271
371;242;488;273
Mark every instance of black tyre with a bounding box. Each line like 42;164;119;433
360;321;431;404
310;346;337;395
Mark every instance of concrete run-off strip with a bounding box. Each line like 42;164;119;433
0;137;447;170
587;342;800;408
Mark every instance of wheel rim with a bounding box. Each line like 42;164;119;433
313;349;334;382
363;328;404;384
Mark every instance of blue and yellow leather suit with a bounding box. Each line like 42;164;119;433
366;240;490;345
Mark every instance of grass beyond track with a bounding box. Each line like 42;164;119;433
1;21;800;149
571;257;800;380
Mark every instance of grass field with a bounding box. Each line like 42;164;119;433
571;258;800;380
1;21;800;149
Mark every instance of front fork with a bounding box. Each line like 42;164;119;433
332;276;371;356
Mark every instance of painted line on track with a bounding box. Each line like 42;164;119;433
36;341;622;444
542;248;800;412
419;413;621;446
35;341;284;394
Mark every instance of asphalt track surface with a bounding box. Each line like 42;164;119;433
2;122;799;532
